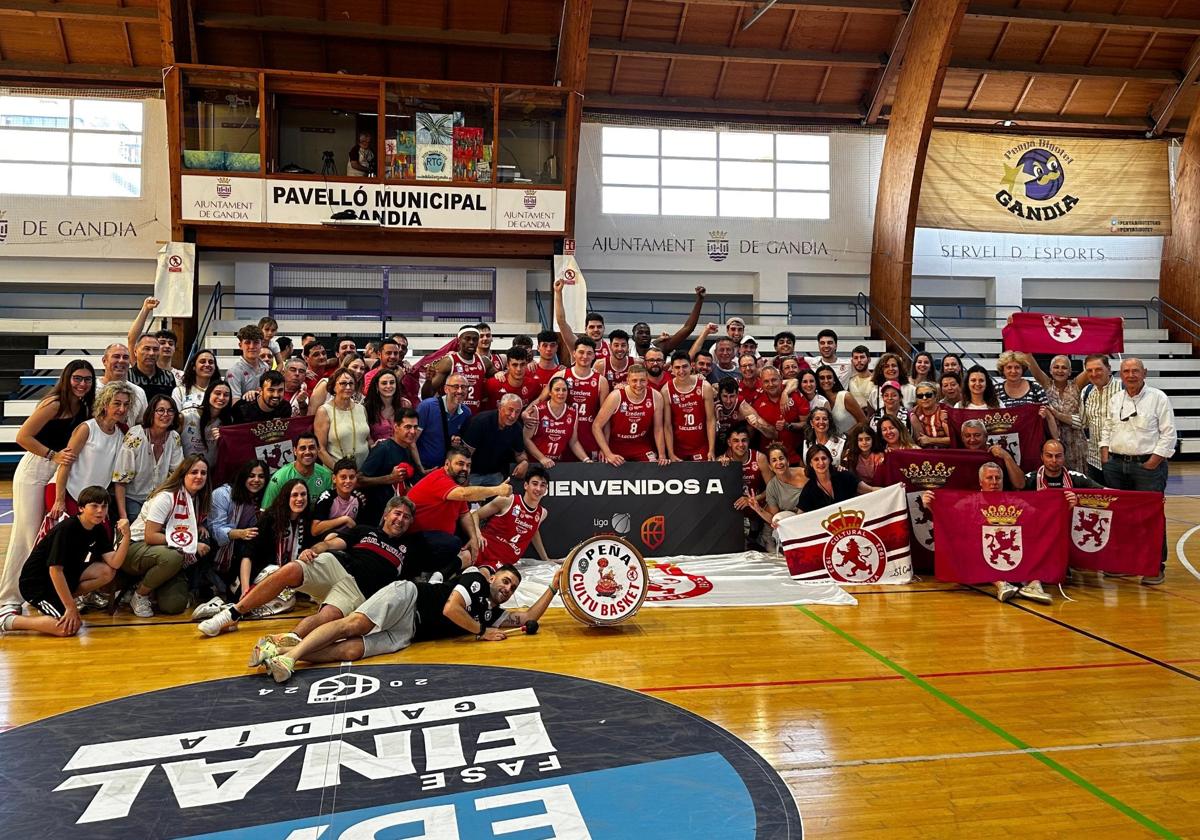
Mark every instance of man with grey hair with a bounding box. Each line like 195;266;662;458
461;393;530;486
1099;357;1175;585
959;417;1024;488
97;342;147;424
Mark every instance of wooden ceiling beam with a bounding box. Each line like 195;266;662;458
0;59;161;82
929;107;1158;131
590;38;1182;83
864;0;920;124
586;92;864;119
0;0;156;23
194;11;557;50
1149;39;1200;136
635;0;904;13
965;4;1200;35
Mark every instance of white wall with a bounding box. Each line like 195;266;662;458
573;120;1166;318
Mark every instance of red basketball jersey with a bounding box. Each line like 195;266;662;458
665;376;709;460
602;354;632;388
740;451;765;495
609;386;656;461
525;361;565;396
478;496;546;569
531;401;576;460
450;352;488;412
483;374;540;412
565;366;603;458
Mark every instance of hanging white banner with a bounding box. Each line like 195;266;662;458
154;242;195;317
511;551;856;609
553;254;588;333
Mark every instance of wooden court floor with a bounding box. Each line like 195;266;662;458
2;473;1200;838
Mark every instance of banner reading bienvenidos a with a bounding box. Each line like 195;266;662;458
917;131;1171;236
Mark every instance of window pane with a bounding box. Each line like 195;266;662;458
0;129;68;161
661;129;716;158
719;132;773;160
73;99;143;132
776;162;830;191
662;188;717;216
602;185;658;214
720;160;773;189
71;165;141;197
776;134;829;161
0;96;69;128
777;191;830;219
602;155;658;186
0;162;67;195
662;158;716;187
602;126;658;156
72;132;142;165
720;189;773;217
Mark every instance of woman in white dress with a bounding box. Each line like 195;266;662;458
315;368;370;468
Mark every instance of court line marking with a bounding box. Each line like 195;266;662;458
1174;524;1200;583
796;605;1180;840
777;734;1200;773
637;658;1200;693
998;596;1200;684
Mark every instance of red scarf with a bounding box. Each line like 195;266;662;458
1035;466;1073;490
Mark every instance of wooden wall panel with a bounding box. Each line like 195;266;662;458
0;20;66;61
664;58;722;97
624;5;685;40
679;6;740;45
385;44;450;79
718;63;774;100
60;22;131;65
770;65;831;103
613;56;671;94
506;0;567;34
128;25;162;66
587;54;619;90
820;67;877;104
790;13;860;51
496;50;555;84
835;16;897;53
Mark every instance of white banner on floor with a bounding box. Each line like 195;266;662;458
512;551;856;609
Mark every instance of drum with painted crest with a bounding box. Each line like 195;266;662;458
558;535;649;627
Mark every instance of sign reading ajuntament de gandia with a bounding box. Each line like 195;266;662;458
916;131;1172;236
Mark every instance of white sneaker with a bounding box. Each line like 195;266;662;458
1017;581;1052;605
265;655;296;684
198;607;239;637
130;591;154;618
994;581;1018;603
0;606;18;635
191;596;227;622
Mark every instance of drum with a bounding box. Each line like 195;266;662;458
558;535;649;627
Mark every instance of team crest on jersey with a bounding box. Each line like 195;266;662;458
981;504;1023;570
820;508;886;583
1071;495;1116;552
1043;315;1083;343
648;562;714;601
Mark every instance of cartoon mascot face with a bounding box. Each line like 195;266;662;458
1016;148;1064;201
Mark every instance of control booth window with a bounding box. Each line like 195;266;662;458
0;95;144;197
600;125;830;220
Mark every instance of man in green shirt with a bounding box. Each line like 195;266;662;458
263;433;333;507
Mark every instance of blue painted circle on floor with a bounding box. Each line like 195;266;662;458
0;664;802;839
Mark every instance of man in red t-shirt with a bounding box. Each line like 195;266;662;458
746;366;809;461
406;446;512;569
483;346;540;411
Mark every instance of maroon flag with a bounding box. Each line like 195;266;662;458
945;404;1046;472
878;449;991;574
931;490;1069;584
1002;312;1123;355
1068;489;1163;576
214;415;314;485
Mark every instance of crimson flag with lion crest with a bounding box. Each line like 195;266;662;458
778;484;912;584
1002;312;1124;355
945;404;1046;472
1068;488;1163;576
878;449;991;575
214;415;314;485
930;490;1068;584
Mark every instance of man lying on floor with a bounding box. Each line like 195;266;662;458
250;562;560;683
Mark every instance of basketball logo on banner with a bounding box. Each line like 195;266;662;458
559;535;648;626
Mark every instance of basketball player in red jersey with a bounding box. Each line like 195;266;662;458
595;328;634;388
525;329;566;396
746;365;809;461
524;376;592;468
427;326;496;412
553;278;611;363
472;464;552;569
483;347;540;411
661;351;716;462
593;364;666;465
475;322;506;372
563;337;610;461
720;425;770;550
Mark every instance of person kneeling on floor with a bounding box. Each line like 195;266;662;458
2;486;131;637
256;563;558;683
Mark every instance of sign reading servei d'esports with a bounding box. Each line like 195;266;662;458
180;175;566;232
0;664;802;838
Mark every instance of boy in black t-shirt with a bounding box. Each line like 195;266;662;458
2;486;131;637
259;564;557;682
312;458;367;538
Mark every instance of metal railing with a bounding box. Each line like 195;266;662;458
1024;303;1150;328
187;281;223;364
533;288;550;331
855;293;916;358
1149;297;1200;344
912;303;1021;325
